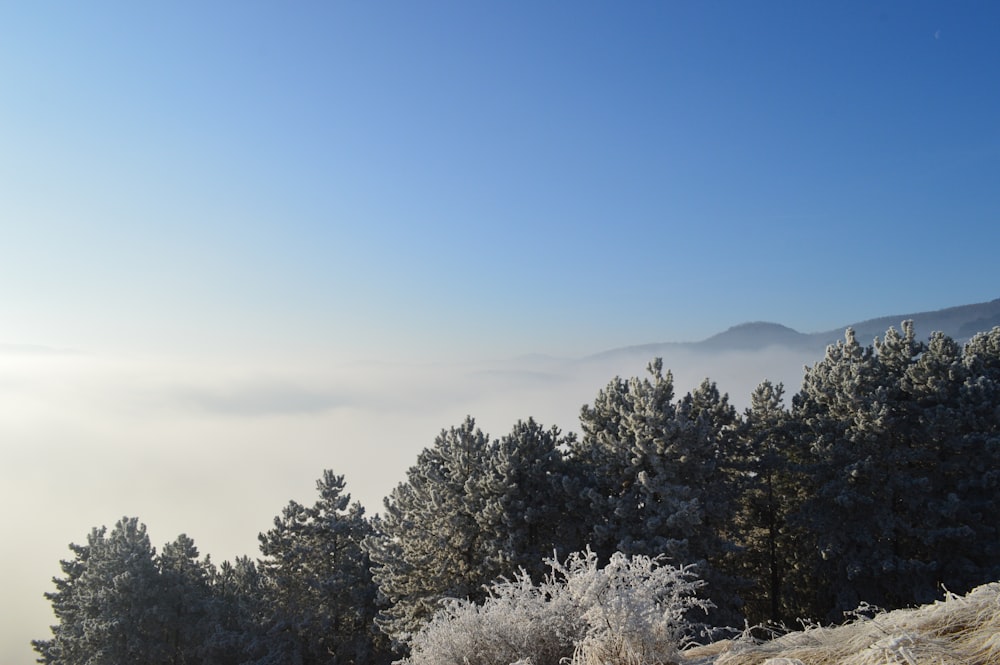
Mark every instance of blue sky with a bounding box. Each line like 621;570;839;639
3;3;1000;663
3;2;998;362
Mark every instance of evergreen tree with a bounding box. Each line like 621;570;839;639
573;359;686;560
676;378;746;624
34;517;170;664
365;418;494;648
918;327;1000;591
473;418;586;580
791;323;1000;617
158;533;215;665
257;470;379;665
32;531;99;664
734;380;808;624
205;556;268;665
792;326;882;616
793;326;913;613
573;360;744;624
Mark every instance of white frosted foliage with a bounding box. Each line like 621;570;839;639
403;548;711;665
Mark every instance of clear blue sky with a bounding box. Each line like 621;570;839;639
3;4;1000;663
3;1;998;362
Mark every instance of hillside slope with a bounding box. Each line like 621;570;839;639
810;297;1000;348
680;581;1000;665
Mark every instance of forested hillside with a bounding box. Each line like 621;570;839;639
35;323;1000;665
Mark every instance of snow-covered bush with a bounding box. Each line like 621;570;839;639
399;572;579;665
402;548;712;665
561;550;712;665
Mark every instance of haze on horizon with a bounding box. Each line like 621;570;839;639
3;3;1000;664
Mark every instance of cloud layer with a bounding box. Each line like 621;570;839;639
2;344;821;665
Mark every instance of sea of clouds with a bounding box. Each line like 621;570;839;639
1;341;822;665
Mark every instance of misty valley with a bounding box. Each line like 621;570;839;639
33;320;1000;665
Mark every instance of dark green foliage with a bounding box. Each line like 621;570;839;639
733;380;812;624
791;323;1000;619
365;418;494;647
256;471;380;665
364;417;582;651
33;532;99;665
472;418;588;578
33;518;208;665
920;329;1000;592
205;556;268;665
676;378;748;626
792;324;931;613
572;360;746;626
158;533;215;664
33;510;373;665
573;359;688;561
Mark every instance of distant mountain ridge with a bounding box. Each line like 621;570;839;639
591;298;1000;359
812;298;1000;348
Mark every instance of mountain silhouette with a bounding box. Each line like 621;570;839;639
590;297;1000;359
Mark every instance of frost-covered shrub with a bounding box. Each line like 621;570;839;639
402;548;711;665
561;550;712;665
400;572;579;665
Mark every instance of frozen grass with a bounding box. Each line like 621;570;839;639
680;582;1000;665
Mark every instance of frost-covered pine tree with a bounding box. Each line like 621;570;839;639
792;324;930;615
33;517;171;664
676;378;747;626
365;417;495;648
790;322;1000;617
573;360;742;625
574;358;687;561
957;328;1000;565
158;533;215;665
205;556;268;665
256;470;379;665
367;417;587;652
32;530;98;664
472;418;587;582
911;327;1000;594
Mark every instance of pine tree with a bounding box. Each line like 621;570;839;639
960;329;1000;558
853;322;936;607
916;327;1000;592
734;380;809;624
792;327;881;616
676;378;746;626
365;418;494;648
32;531;98;664
33;517;170;664
573;360;744;625
158;533;214;665
472;418;586;581
256;470;379;665
790;322;1000;617
573;359;687;561
205;556;268;665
